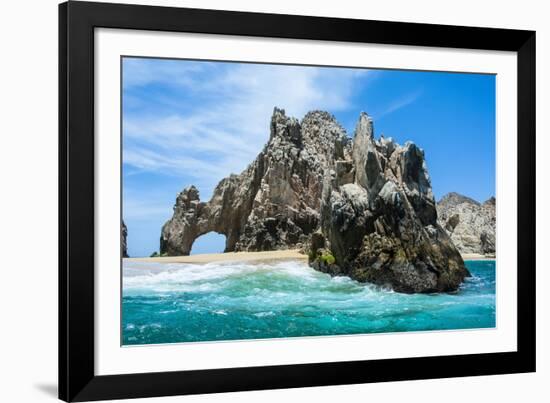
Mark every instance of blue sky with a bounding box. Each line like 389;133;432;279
122;57;495;257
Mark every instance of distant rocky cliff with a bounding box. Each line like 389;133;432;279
161;108;469;293
122;220;128;258
437;192;495;256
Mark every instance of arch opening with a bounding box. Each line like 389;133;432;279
190;232;227;255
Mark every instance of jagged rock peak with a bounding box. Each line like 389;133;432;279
311;111;468;293
176;185;200;204
269;107;301;144
269;108;349;148
354;111;374;140
301;110;340;126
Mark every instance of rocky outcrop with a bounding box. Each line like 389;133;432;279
161;108;349;256
122;220;128;258
161;108;469;293
437;192;496;256
313;113;469;293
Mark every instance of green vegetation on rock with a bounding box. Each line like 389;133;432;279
150;251;168;257
319;252;336;265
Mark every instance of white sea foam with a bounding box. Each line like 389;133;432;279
123;259;324;293
122;259;493;317
213;309;228;315
254;311;275;318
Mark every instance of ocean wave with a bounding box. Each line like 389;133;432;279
124;259;330;292
122;260;495;315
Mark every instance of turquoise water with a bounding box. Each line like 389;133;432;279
122;259;495;345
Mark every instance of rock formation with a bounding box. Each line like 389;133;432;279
437;192;496;256
122;220;128;258
161;108;347;256
312;113;469;293
161;108;469;293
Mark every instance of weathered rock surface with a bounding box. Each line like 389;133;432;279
437;192;496;255
314;113;469;293
161;108;349;256
122;220;128;258
161;108;469;293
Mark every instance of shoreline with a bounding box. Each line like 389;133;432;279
125;249;308;264
461;253;496;261
125;250;495;264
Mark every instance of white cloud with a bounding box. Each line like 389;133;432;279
122;58;206;89
123;198;172;221
123;61;371;199
376;90;423;119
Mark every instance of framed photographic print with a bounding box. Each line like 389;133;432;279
59;1;536;401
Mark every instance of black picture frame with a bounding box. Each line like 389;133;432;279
59;1;536;401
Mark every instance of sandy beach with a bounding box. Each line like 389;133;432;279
125;250;495;264
461;253;496;260
125;249;308;264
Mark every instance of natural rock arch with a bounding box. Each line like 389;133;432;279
189;231;227;255
160;108;345;256
160;185;234;256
